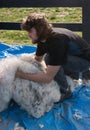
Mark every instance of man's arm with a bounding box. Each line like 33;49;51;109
15;65;61;83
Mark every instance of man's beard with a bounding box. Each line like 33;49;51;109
32;39;39;44
32;40;37;44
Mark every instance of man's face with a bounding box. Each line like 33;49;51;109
28;28;38;43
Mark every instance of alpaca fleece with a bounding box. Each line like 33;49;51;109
0;54;62;118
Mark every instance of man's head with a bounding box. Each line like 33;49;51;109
21;13;52;43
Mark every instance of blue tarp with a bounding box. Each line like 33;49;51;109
0;43;90;130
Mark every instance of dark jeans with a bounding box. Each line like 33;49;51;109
63;55;90;79
45;55;90;93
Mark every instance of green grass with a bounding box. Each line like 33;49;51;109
0;30;32;45
0;8;82;45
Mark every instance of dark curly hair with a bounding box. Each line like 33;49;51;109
21;13;53;41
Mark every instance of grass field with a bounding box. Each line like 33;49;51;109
0;8;82;45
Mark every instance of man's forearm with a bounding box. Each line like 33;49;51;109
16;71;52;83
15;65;60;83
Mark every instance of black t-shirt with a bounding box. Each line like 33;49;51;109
36;28;90;66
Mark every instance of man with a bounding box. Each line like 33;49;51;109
16;13;90;102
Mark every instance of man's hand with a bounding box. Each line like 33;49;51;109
15;70;29;79
15;71;23;78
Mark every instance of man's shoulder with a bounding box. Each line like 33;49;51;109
52;27;72;34
48;29;70;41
52;27;78;39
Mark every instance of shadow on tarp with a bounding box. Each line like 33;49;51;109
0;43;90;130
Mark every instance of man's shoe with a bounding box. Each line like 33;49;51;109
58;84;72;102
59;91;72;102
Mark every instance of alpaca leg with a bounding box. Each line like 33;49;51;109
0;98;9;112
31;102;45;118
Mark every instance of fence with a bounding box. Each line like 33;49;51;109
0;0;90;43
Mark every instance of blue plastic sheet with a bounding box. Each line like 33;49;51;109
0;43;90;130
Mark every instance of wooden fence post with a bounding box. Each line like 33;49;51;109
82;0;90;43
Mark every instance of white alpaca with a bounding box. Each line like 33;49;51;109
0;54;76;118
